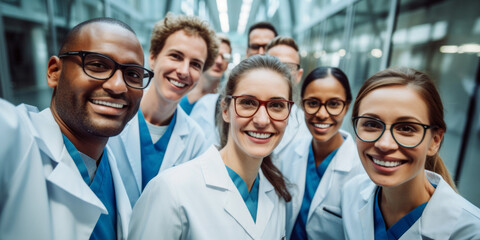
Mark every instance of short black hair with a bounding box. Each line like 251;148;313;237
58;17;136;55
247;21;278;45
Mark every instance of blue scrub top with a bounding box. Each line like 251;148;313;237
63;135;117;240
226;165;259;223
179;96;197;115
138;109;177;190
373;186;428;240
291;143;339;240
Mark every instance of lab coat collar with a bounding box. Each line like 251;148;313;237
358;181;377;239
159;105;189;171
27;108;108;214
201;146;276;239
418;171;461;239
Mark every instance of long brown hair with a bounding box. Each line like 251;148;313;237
217;55;292;201
352;67;457;191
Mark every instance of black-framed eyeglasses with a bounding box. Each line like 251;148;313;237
352;116;436;148
283;62;300;72
248;43;268;50
59;51;154;89
227;95;294;121
302;98;346;116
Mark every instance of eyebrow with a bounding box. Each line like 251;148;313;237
361;113;424;123
239;94;288;100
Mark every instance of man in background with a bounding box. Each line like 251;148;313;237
246;21;277;57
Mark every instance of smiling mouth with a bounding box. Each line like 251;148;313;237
91;100;125;109
246;131;273;139
168;78;187;88
371;156;404;168
314;123;332;129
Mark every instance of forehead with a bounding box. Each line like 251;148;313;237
358;85;429;122
74;23;144;65
219;42;231;53
162;30;208;62
234;69;289;99
267;45;300;64
249;28;276;43
304;76;346;99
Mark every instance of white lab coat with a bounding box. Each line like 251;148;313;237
189;93;221;147
274;130;365;239
342;171;480;240
273;104;309;157
128;146;287;240
108;105;209;206
0;99;131;240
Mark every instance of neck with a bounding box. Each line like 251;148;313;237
140;87;177;126
312;132;344;167
220;140;262;191
50;107;107;161
379;171;434;228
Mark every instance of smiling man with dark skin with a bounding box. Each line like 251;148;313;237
0;18;151;239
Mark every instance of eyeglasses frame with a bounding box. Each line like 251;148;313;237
352;116;435;148
302;98;346;116
58;50;154;89
227;95;294;121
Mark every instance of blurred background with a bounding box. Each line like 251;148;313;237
0;0;479;207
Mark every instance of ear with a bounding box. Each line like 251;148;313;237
296;68;304;84
148;53;156;70
47;56;62;89
221;99;230;123
427;129;444;156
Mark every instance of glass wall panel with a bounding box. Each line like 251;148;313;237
390;0;480;206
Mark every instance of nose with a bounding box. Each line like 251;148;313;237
258;47;266;55
177;61;190;79
215;54;223;65
252;105;270;127
103;69;128;94
315;104;330;119
374;128;399;152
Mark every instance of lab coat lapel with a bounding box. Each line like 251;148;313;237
160;106;188;171
308;131;354;220
30;109;107;213
255;170;275;238
358;184;376;240
106;146;132;239
200;147;257;239
288;138;310;234
119;114;142;193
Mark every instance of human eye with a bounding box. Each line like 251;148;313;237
238;97;258;109
360;119;383;131
327;99;343;109
268;100;287;112
305;99;320;108
84;59;112;72
191;61;203;70
170;53;182;61
124;67;144;82
394;123;420;136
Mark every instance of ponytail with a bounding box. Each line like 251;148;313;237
261;155;292;202
426;154;457;192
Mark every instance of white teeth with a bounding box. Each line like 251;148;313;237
169;79;186;88
314;123;331;129
92;100;124;109
373;158;402;167
247;132;272;139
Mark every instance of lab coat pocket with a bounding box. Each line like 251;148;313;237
322;206;342;219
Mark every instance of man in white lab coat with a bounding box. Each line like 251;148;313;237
0;17;151;239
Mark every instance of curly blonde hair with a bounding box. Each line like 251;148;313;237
150;13;219;71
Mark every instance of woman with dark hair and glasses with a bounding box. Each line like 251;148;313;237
342;67;480;239
129;55;293;239
276;66;365;240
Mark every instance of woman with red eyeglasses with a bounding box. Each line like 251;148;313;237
342;67;480;239
128;55;293;239
276;66;365;240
